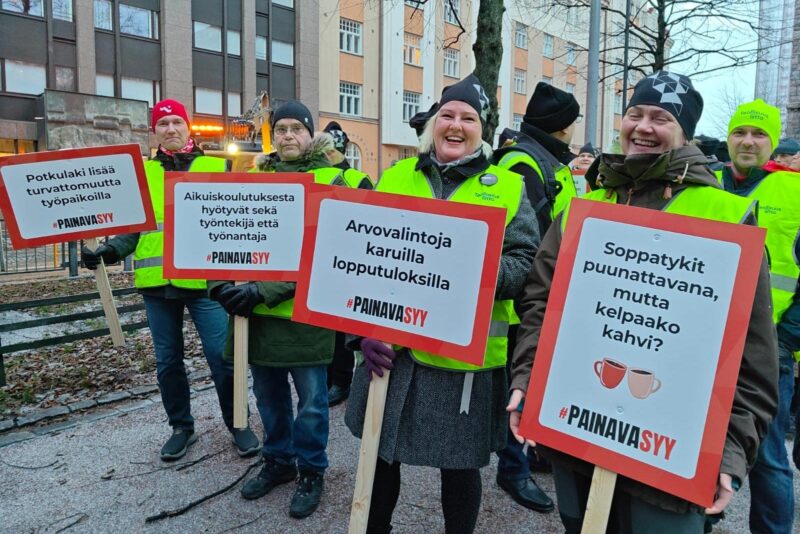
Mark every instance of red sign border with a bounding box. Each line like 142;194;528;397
519;198;766;507
292;185;507;366
0;144;156;248
163;172;314;282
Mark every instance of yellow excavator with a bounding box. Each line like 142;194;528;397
205;92;271;171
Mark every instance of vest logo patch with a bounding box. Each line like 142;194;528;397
761;204;781;216
474;191;501;202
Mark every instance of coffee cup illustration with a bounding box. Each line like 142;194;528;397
593;358;627;389
627;368;662;399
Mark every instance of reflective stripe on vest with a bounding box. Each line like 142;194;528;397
133;156;227;289
497;148;578;219
373;157;524;372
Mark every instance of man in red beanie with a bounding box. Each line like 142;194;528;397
82;98;260;461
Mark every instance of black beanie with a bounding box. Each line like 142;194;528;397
627;71;703;140
439;74;490;124
271;100;314;137
523;82;580;133
579;143;597;155
409;103;439;136
323;121;349;154
774;138;800;155
694;134;720;157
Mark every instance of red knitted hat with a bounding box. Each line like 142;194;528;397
151;99;190;131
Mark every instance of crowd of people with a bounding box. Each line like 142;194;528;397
79;67;798;533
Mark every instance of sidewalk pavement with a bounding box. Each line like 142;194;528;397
0;386;794;533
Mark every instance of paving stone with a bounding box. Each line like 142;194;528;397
192;382;216;392
129;384;159;396
96;391;132;405
16;406;70;427
72;409;120;425
118;399;153;413
188;370;210;381
32;420;79;435
67;399;97;412
0;431;35;447
0;419;15;432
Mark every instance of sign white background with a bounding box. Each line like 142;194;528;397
172;182;305;272
539;217;740;478
2;153;146;239
306;199;490;346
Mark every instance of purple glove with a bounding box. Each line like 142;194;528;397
360;338;396;380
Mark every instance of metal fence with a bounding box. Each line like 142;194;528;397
0;218;67;275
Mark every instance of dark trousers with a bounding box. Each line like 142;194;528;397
327;331;355;389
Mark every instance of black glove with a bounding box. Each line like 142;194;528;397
81;244;119;270
216;283;262;317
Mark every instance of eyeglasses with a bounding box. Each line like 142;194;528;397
274;125;306;137
575;114;584;124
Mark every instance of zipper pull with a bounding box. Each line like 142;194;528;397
626;187;634;205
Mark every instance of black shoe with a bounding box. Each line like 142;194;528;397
328;385;350;407
497;475;554;513
231;427;260;458
160;428;197;461
289;470;324;518
241;457;297;500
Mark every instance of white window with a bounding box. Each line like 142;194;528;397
96;74;114;96
403;91;421;122
227;30;240;56
542;75;553;85
194;21;221;52
55;66;76;91
5;60;46;94
2;0;43;16
346;143;362;170
404;33;421;66
195;87;223;115
339;82;361;116
120;4;158;39
273;0;293;7
566;82;575;94
444;0;459;24
443;48;459;78
405;0;422;8
513;114;524;131
543;34;554;58
615;94;623;114
399;147;417;159
566;7;579;25
121;76;157;106
53;0;72;21
255;36;267;61
513;69;526;94
93;0;111;29
340;18;362;55
514;22;527;49
272;40;294;66
227;92;241;116
566;42;577;66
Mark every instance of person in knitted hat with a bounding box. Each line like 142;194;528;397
509;71;778;533
693;134;725;172
720;98;800;534
772;138;800;169
82;98;260;463
570;142;598;171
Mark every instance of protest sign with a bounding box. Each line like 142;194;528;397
162;172;311;281
519;199;766;507
0;144;154;248
293;185;507;366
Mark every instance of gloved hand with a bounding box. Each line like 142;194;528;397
217;283;262;317
360;338;396;380
81;244;119;270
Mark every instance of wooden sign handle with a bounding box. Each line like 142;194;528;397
86;237;125;347
232;281;249;429
348;368;391;534
581;466;618;534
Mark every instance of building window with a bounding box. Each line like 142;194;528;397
93;0;111;29
566;82;575;94
55;66;76;91
566;7;579;25
227;30;241;56
255;36;267;61
513;69;526;94
96;74;114;96
122;76;158;107
513;113;523;131
194;22;221;52
53;0;73;21
444;0;459;24
228;92;241;116
543;33;554;58
542;75;553;85
514;21;527;49
405;0;423;8
403;91;421;122
346;143;362;171
272;40;294;66
339;82;362;116
404;33;421;66
273;0;293;7
4;60;46;94
340;18;362;55
615;93;623;114
195;87;222;115
443;48;459;78
566;42;577;66
1;0;43;16
120;4;158;39
399;146;417;159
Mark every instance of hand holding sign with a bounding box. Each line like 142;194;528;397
360;338;396;380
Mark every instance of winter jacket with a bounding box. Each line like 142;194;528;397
511;145;779;513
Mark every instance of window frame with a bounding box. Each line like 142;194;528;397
514;21;527;50
339;82;362;116
513;68;526;95
443;48;459;78
402;91;421;122
93;0;112;30
443;0;460;25
339;18;363;55
543;34;554;59
119;3;159;40
404;33;422;66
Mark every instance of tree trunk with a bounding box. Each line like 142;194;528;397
472;0;505;145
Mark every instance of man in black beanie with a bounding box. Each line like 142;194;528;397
694;134;724;172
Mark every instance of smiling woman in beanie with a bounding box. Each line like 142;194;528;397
508;71;777;533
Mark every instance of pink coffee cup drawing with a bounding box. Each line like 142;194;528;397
593;358;627;389
627;368;662;399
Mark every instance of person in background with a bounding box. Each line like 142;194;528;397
694;134;725;172
569;143;598;172
771;138;800;171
